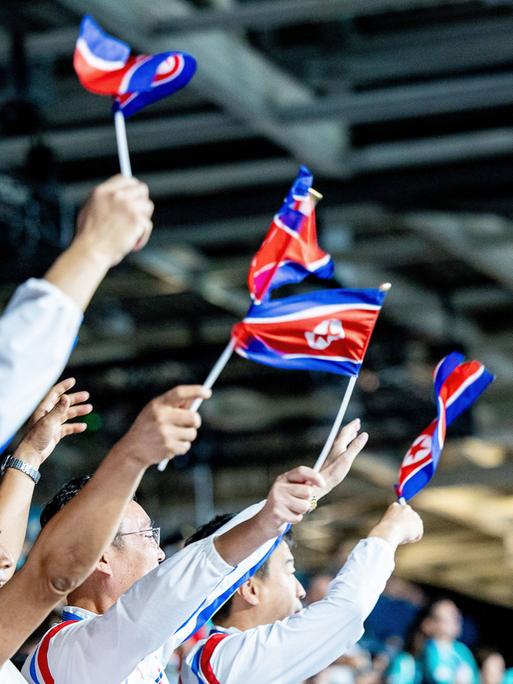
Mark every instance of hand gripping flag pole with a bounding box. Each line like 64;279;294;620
157;184;326;471
312;282;391;473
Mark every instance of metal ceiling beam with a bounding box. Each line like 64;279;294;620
62;158;299;204
0;112;248;168
53;0;348;177
404;211;513;292
281;72;513;125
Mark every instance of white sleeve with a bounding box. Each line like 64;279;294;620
187;537;395;684
26;503;279;684
0;278;82;449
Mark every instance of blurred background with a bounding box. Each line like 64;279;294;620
1;0;513;674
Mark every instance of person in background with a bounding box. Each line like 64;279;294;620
478;649;513;684
419;599;479;684
0;174;154;448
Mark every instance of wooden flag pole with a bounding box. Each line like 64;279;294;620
313;282;391;473
157;338;236;472
114;109;132;177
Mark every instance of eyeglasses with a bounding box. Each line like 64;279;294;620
118;526;161;547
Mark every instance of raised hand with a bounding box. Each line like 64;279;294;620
368;502;424;549
17;378;92;467
75;175;154;267
255;466;326;537
315;419;369;499
113;385;212;467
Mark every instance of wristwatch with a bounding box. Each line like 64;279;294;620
0;455;41;484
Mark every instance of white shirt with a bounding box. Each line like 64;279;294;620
0;660;25;683
0;278;82;450
182;537;395;684
22;502;279;684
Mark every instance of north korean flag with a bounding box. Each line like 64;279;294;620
232;288;386;376
396;352;495;501
248;166;333;304
74;15;197;118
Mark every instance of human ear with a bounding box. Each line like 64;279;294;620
238;578;260;607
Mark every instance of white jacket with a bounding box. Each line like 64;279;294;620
22;503;279;684
182;537;395;684
0;278;82;450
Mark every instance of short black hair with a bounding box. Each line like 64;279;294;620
40;475;92;528
184;512;291;622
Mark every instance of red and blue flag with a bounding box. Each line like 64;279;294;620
395;352;495;501
74;15;197;118
232;288;385;376
248;166;334;304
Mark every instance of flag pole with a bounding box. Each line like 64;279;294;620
114;109;132;177
157;338;236;472
313;374;358;472
158;184;324;472
313;282;391;473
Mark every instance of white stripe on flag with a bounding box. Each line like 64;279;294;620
274;215;300;239
243;302;380;324
399;456;434;493
76;38;126;71
282;353;361;363
119;55;152;94
445;365;484;409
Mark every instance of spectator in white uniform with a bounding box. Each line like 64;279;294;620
181;489;423;682
21;422;367;684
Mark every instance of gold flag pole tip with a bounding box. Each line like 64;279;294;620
379;282;392;292
308;188;323;201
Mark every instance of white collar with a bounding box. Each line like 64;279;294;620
62;605;98;621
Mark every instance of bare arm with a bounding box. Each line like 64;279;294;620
0;378;91;580
0;383;209;665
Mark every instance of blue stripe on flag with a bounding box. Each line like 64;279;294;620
445;368;494;426
245;288;385;319
241;339;361;376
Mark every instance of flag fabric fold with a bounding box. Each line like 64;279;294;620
248;166;334;304
74;15;197;118
232;288;386;376
395;352;494;501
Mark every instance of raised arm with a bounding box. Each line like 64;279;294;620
30;453;355;682
0;378;91;580
0;175;153;447
188;504;423;684
0;383;208;665
44;175;153;311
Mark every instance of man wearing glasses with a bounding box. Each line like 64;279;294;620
22;443;341;683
